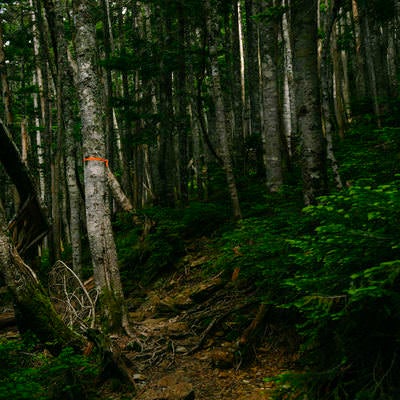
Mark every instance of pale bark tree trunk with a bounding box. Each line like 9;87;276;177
107;168;134;212
44;0;83;275
259;1;283;192
331;26;346;138
207;0;242;219
244;0;264;176
29;3;45;177
230;2;246;173
31;72;46;201
73;0;130;333
386;20;398;98
281;0;296;158
30;0;56;262
292;0;327;205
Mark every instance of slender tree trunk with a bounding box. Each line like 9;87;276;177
350;0;367;104
244;0;264;176
107;168;134;212
73;0;129;334
319;0;343;190
281;1;296;159
44;0;83;275
156;15;176;207
292;0;327;205
31;0;56;262
176;3;189;205
359;3;381;127
259;1;283;192
231;2;246;173
207;0;242;219
331;26;346;138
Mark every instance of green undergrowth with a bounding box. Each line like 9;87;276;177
0;338;99;400
115;201;230;292
209;124;400;399
112;122;400;398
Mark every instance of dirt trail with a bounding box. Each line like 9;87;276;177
118;245;296;400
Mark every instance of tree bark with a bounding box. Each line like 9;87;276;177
73;0;130;334
207;0;242;219
292;0;327;205
259;1;283;192
44;0;84;276
244;0;264;176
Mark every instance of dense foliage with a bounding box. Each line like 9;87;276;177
0;339;99;400
211;124;400;399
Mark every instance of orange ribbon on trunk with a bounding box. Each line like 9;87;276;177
83;156;109;168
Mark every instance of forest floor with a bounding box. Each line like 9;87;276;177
0;238;298;400
111;237;298;400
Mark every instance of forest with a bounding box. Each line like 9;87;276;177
0;0;399;398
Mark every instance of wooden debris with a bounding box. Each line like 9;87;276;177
0;311;15;329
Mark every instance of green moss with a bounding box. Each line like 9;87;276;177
14;284;82;354
98;288;124;333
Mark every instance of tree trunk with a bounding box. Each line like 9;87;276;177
292;0;327;205
73;0;129;334
319;0;343;190
281;1;296;159
44;0;84;275
207;0;242;220
176;3;189;205
244;0;264;176
259;1;283;192
359;3;381;126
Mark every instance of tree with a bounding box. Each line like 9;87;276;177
292;0;327;204
258;1;284;192
73;0;130;333
207;0;242;219
43;0;83;276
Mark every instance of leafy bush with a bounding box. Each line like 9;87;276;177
273;179;400;399
0;339;99;400
213;189;303;299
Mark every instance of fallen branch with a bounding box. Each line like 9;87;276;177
239;303;268;346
